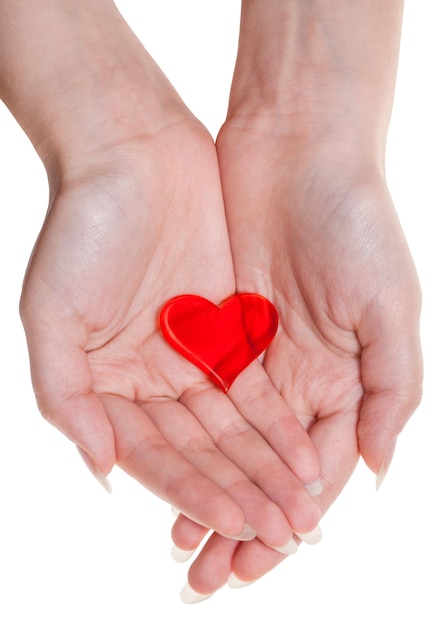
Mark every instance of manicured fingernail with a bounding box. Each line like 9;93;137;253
304;478;323;496
267;536;299;555
180;583;213;604
76;446;112;494
223;523;256;541
171;545;196;563
227;573;254;589
295;525;322;545
376;438;397;491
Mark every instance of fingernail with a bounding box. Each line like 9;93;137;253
267;536;299;555
304;478;323;496
180;583;213;604
76;446;112;494
223;523;256;542
171;505;180;517
171;545;196;563
376;438;397;491
227;573;254;589
295;525;323;545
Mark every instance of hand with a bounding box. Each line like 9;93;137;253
214;0;423;481
169;1;422;600
13;1;322;552
20;116;324;548
174;393;359;601
218;123;423;478
171;116;423;601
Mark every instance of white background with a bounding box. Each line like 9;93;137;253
1;2;443;624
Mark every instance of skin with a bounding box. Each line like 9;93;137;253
0;0;423;602
173;0;423;598
0;1;321;551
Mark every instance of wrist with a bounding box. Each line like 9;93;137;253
226;0;404;156
0;0;189;181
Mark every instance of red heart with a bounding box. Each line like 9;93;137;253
160;293;278;392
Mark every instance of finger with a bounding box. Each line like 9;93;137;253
101;393;254;542
357;299;423;478
178;534;240;604
181;383;321;535
146;394;297;551
228;359;321;487
184;534;239;599
171;514;209;561
184;409;359;594
184;535;284;600
230;410;360;583
20;313;116;476
310;410;361;510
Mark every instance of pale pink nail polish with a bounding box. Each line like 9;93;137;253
171;545;196;563
222;524;256;542
227;573;255;589
266;536;299;555
295;525;323;545
304;478;323;496
76;445;112;494
376;438;397;491
180;583;213;604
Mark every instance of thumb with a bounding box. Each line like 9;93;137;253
357;299;423;482
21;313;116;479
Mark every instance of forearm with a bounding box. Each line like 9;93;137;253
228;0;404;155
0;0;182;177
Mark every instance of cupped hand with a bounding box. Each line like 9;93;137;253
19;110;322;548
217;122;422;477
176;400;359;601
171;119;423;599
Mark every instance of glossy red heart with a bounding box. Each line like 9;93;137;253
160;293;278;392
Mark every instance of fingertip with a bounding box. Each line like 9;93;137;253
180;583;214;604
171;545;197;563
292;448;322;488
375;438;397;491
77;445;113;493
227;573;255;589
222;523;256;542
265;535;298;555
171;513;209;553
304;478;324;497
358;390;409;475
231;536;287;583
294;525;323;545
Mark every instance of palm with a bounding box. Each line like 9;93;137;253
68;126;236;398
22;122;232;404
20;121;321;546
175;126;422;594
217;124;422;481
